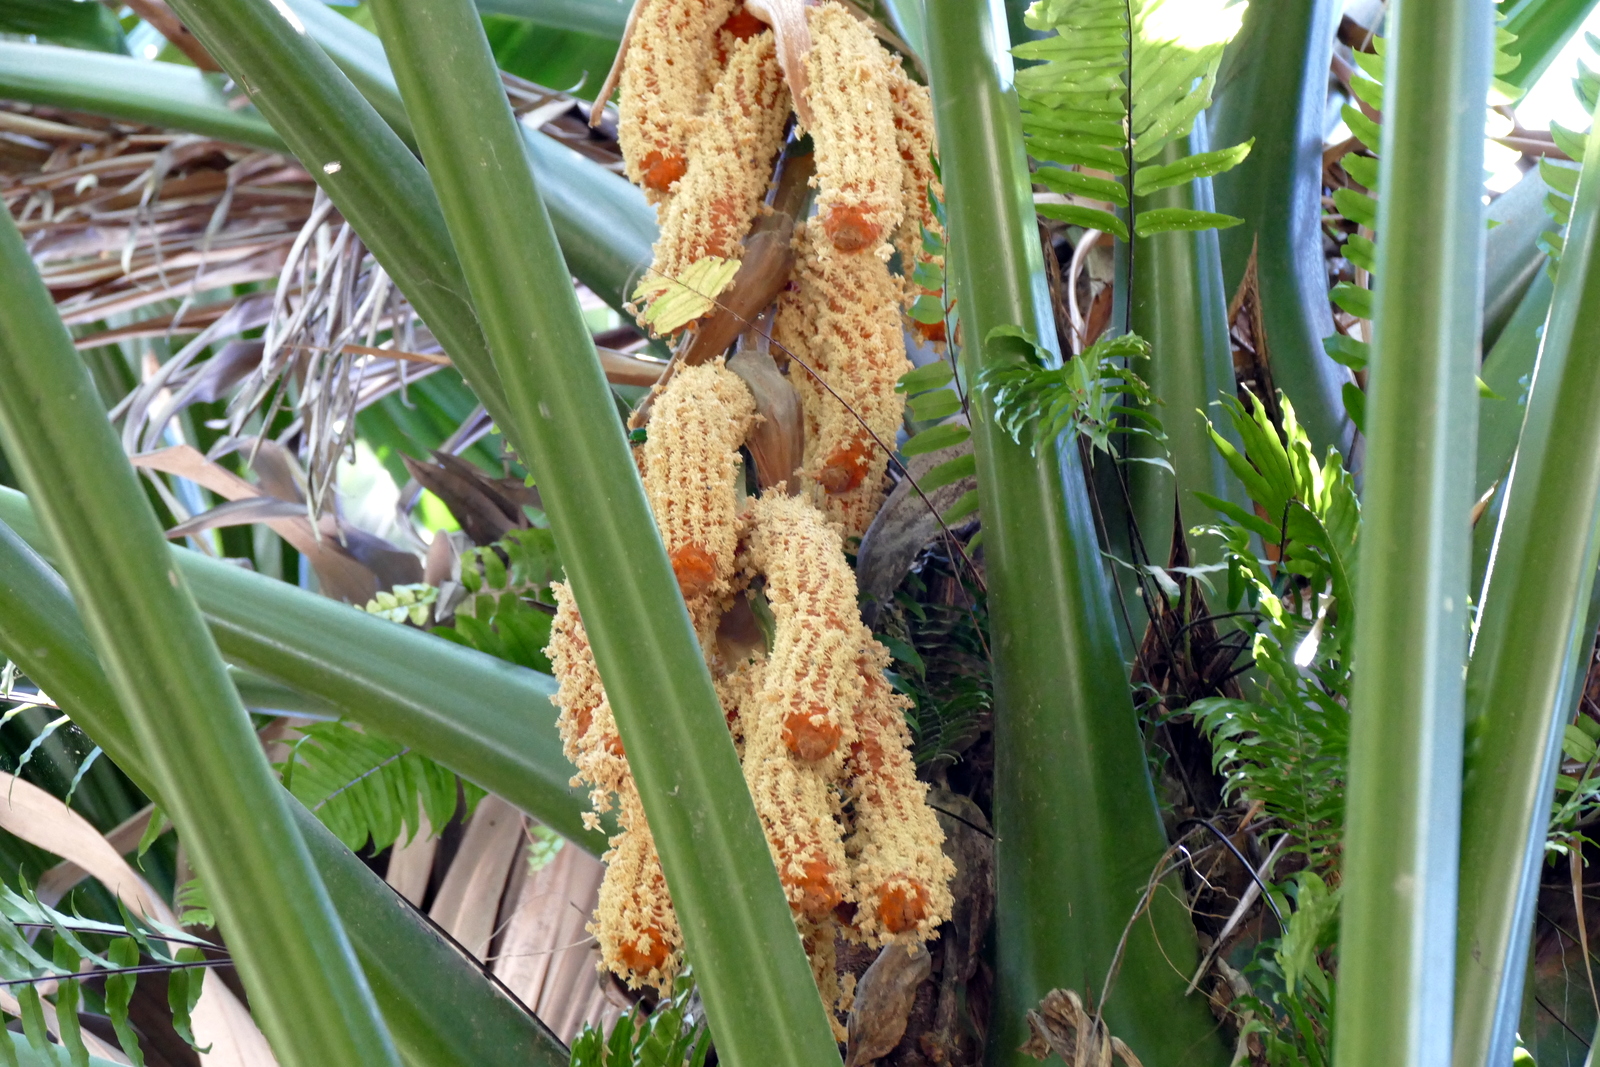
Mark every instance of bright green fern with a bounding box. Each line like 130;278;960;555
1014;0;1253;240
279;720;483;851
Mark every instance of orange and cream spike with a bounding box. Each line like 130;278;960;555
886;65;948;341
841;661;955;945
638;359;758;639
785;224;912;539
593;793;684;989
616;0;738;200
804;2;903;254
648;29;791;287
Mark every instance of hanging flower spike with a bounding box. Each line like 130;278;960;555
592;791;684;990
885;65;946;342
746;494;866;763
739;495;858;921
643;28;791;329
640;359;758;641
549;583;632;822
842;658;955;945
799;917;851;1040
785;224;911;538
617;0;739;200
805;2;903;253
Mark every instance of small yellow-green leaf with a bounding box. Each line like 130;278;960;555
633;256;741;335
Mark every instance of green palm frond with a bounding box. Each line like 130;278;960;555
1014;0;1251;240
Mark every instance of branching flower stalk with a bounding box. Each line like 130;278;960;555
550;0;956;1035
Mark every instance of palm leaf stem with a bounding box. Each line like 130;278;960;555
0;41;286;150
1208;0;1354;454
1333;0;1492;1061
1454;101;1600;1067
0;519;571;1067
366;2;841;1063
0;185;399;1067
1127;117;1252;574
0;485;602;853
923;2;1224;1063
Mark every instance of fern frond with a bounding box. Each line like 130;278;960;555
1016;0;1252;240
979;326;1160;458
279;720;482;852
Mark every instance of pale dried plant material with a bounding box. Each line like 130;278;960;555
805;1;904;254
787;224;913;538
649;30;791;285
639;359;758;639
842;663;955;945
886;66;947;339
616;0;738;199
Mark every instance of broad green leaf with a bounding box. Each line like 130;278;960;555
1034;165;1128;206
1343;232;1378;274
168;947;208;1051
911;260;944;291
909;390;963;421
1541;157;1581;197
909;295;947;325
1342;104;1383;152
1323;334;1371;371
1341;153;1380;191
104;939;145;1067
919;453;976;493
1333;187;1379;230
941;490;981;525
1552;121;1588;162
1331;282;1374;320
898;362;955;394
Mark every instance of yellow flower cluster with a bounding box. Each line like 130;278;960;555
549;584;684;988
563;0;956;1014
887;66;947;342
639;360;757;641
780;223;912;539
616;0;737;200
649;29;791;287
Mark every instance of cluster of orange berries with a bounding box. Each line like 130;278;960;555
549;0;953;1030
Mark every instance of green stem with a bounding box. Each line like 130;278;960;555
1127;116;1251;574
0;519;570;1067
1454;105;1600;1067
923;2;1222;1063
0;41;285;150
1333;0;1490;1062
367;2;840;1063
472;0;627;39
1209;0;1353;454
0;185;398;1067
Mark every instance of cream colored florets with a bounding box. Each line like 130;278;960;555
841;663;955;945
886;65;947;336
617;0;737;200
785;224;911;539
639;359;757;639
649;30;791;287
804;2;904;254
